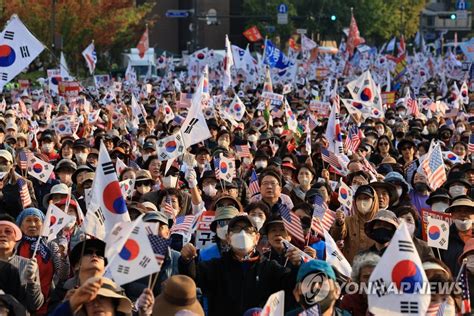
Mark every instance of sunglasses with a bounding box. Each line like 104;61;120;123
136;181;152;187
379;142;389;146
400;147;412;151
84;249;104;259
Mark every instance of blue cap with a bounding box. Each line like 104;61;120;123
297;260;337;283
16;207;45;226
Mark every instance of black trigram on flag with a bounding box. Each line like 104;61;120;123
20;46;30;58
4;31;14;40
184;118;199;134
400;301;418;314
117;265;130;274
0;73;7;81
132;226;140;234
331;250;343;261
139;256;151;268
398;240;414;253
102;161;115;175
373;278;388;297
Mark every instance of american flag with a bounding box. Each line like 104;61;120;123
344;126;362;153
312;195;336;236
277;203;305;243
361;157;378;177
18;151;34;170
407;96;419;117
170;215;195;235
422;142;446;190
17;177;32;209
248;169;260;197
147;234;170;267
213;157;220;179
162;195;176;220
469;135;474;154
235;144;251;159
321;148;342;170
308;113;319;131
456;261;471;314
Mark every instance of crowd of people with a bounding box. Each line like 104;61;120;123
0;44;472;316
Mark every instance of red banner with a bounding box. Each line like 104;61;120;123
58;81;81;98
243;26;263;42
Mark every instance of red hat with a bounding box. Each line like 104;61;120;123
54;197;78;209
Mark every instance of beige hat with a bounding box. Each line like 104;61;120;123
136;169;153;181
0;149;13;163
94;278;132;315
141;201;158;212
445;197;474;214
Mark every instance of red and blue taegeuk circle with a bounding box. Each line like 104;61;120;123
51;76;61;85
428;226;441;240
33;163;43;173
0;45;16;67
391;260;424;293
340;188;348;199
119;239;140;261
359;87;372;102
102;182;127;214
353;102;363;110
220;162;228;173
446;153;457;161
50;215;57;226
165;140;177;153
234;103;242;112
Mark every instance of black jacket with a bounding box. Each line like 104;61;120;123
179;250;298;316
440;224;471;276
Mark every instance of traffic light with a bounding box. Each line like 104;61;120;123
330;15;336;21
450;13;457;20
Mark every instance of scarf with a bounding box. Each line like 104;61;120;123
22;235;50;262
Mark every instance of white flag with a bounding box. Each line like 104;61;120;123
120;178;135;199
460;81;469;105
368;222;430;316
161;100;175;124
42;204;76;242
260;290;285;316
27;155;54;183
427;216;449;250
216;153;236;183
131;94;147;124
337;180;354;210
125;62;137;84
225;94;246;121
324;230;352;278
346;71;380;107
89;142;130;233
60;51;72;80
301;34;317;52
180;73;212;148
115;157;128;176
155;131;186;161
0;15;45;91
82;208;106;240
107;219;160;286
223;34;234;91
284;99;298;132
82;41;97;74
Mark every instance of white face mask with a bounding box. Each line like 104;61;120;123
75;152;88;164
203;184;217;197
0;171;8;180
230;230;255;252
298;176;312;187
449;185;467;198
142;154;150;162
454;219;472;231
137;185;151;195
248;135;258;143
431;202;449;212
356;199;372;214
62;154;73;160
250;216;265;231
42;143;54;153
351;184;360;193
396;187;403;198
218;139;229;148
467;255;474;273
254;160;267;169
456;126;465;134
216;225;228;240
405;222;416;237
162;175;178;188
242;157;252;165
273;127;283;135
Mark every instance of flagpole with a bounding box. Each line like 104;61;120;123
31;236;41;259
455;258;467;281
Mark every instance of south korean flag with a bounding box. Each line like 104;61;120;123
368;222;430;315
0;15;45;91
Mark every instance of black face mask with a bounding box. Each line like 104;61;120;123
414;183;429;193
371;227;395;244
300;216;311;230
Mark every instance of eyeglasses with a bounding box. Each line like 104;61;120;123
229;225;257;234
379;142;389;146
261;181;279;187
400;147;412;151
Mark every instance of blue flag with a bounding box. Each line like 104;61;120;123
264;39;291;69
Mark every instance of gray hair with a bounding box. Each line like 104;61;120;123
351;251;381;283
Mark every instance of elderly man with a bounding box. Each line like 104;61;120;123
370;182;397;211
0;215;43;312
441;197;474;276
